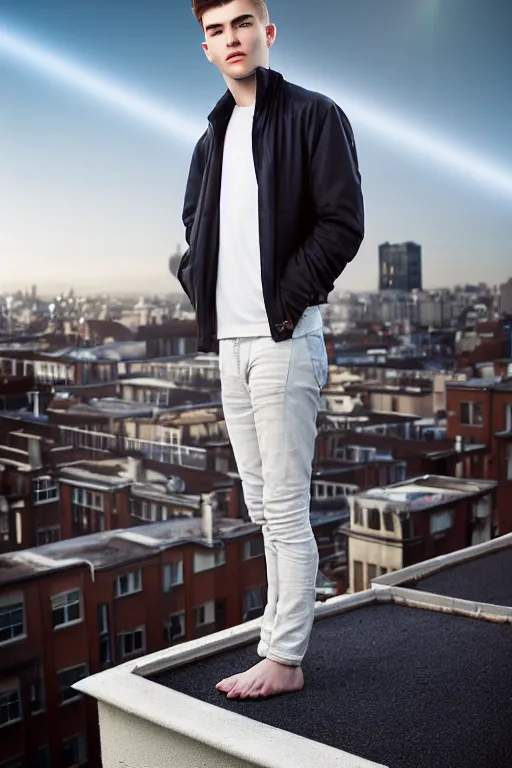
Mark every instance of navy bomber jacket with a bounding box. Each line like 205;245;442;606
176;66;364;353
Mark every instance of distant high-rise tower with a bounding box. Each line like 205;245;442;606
31;284;37;301
379;241;422;292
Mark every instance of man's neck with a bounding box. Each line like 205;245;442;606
224;70;259;107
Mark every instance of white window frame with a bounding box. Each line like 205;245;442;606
367;507;381;531
51;590;82;629
29;675;45;715
506;404;512;432
61;733;87;767
71;488;104;510
383;510;395;533
460;401;484;427
193;550;226;574
507;443;512;481
164;612;186;645
98;604;111;668
32;476;59;505
194;600;215;627
163;560;183;591
117;627;146;659
243;587;264;620
429;509;454;535
0;687;21;728
0;598;25;646
114;570;142;598
36;525;60;545
57;664;88;705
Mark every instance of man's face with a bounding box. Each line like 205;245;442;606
201;0;276;81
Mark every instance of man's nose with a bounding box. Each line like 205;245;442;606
226;30;240;46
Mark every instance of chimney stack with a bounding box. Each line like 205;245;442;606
201;492;219;545
127;455;144;483
28;437;42;470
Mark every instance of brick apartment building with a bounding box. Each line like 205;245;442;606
0;514;267;768
314;427;486;487
0;348;118;388
0;428;243;552
0;496;347;768
344;474;497;592
446;377;512;534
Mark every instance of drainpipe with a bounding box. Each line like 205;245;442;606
455;434;465;478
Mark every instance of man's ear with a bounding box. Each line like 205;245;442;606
201;41;212;62
265;23;277;48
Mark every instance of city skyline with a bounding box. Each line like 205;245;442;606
1;0;511;294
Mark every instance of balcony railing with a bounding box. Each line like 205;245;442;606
58;426;207;470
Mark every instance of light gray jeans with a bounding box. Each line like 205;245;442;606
219;310;328;666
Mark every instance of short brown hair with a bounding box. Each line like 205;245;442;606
192;0;270;27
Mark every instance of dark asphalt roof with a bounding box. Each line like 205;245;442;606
150;603;512;768
404;547;512;607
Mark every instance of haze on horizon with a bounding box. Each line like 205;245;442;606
1;0;511;296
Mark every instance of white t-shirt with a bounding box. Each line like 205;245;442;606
216;105;270;339
215;104;323;340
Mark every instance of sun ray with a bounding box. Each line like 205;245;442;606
1;25;511;200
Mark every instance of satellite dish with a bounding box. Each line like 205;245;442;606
166;475;186;494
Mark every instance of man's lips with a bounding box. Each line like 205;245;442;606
226;52;245;61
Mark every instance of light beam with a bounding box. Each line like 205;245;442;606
1;25;511;200
0;26;204;142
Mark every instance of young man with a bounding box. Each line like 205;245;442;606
176;0;364;699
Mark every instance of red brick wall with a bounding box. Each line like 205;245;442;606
495;437;512;535
0;564;98;767
446;387;492;447
0;530;269;766
403;499;474;568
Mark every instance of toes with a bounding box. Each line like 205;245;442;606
239;684;255;699
216;674;240;692
226;679;248;699
226;683;243;699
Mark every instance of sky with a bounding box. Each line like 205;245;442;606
1;0;511;297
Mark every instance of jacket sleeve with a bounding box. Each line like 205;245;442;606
175;132;208;306
279;103;364;323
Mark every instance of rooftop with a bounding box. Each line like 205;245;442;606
49;397;154;419
119;377;180;389
321;429;485;459
57;456;233;496
447;375;512;391
359;474;496;510
153;603;510;768
75;533;512;768
404;546;512;606
320;410;421;428
0;516;258;585
57;457;138;489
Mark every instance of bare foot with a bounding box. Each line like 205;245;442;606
216;659;304;699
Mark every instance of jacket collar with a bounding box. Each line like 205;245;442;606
207;66;283;130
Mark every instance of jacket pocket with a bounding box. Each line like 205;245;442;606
279;284;309;330
305;329;329;389
177;248;196;309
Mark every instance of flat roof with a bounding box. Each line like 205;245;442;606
405;547;512;607
150;602;512;768
447;376;512;392
57;458;135;489
120;378;179;389
359;474;496;510
0;517;259;585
